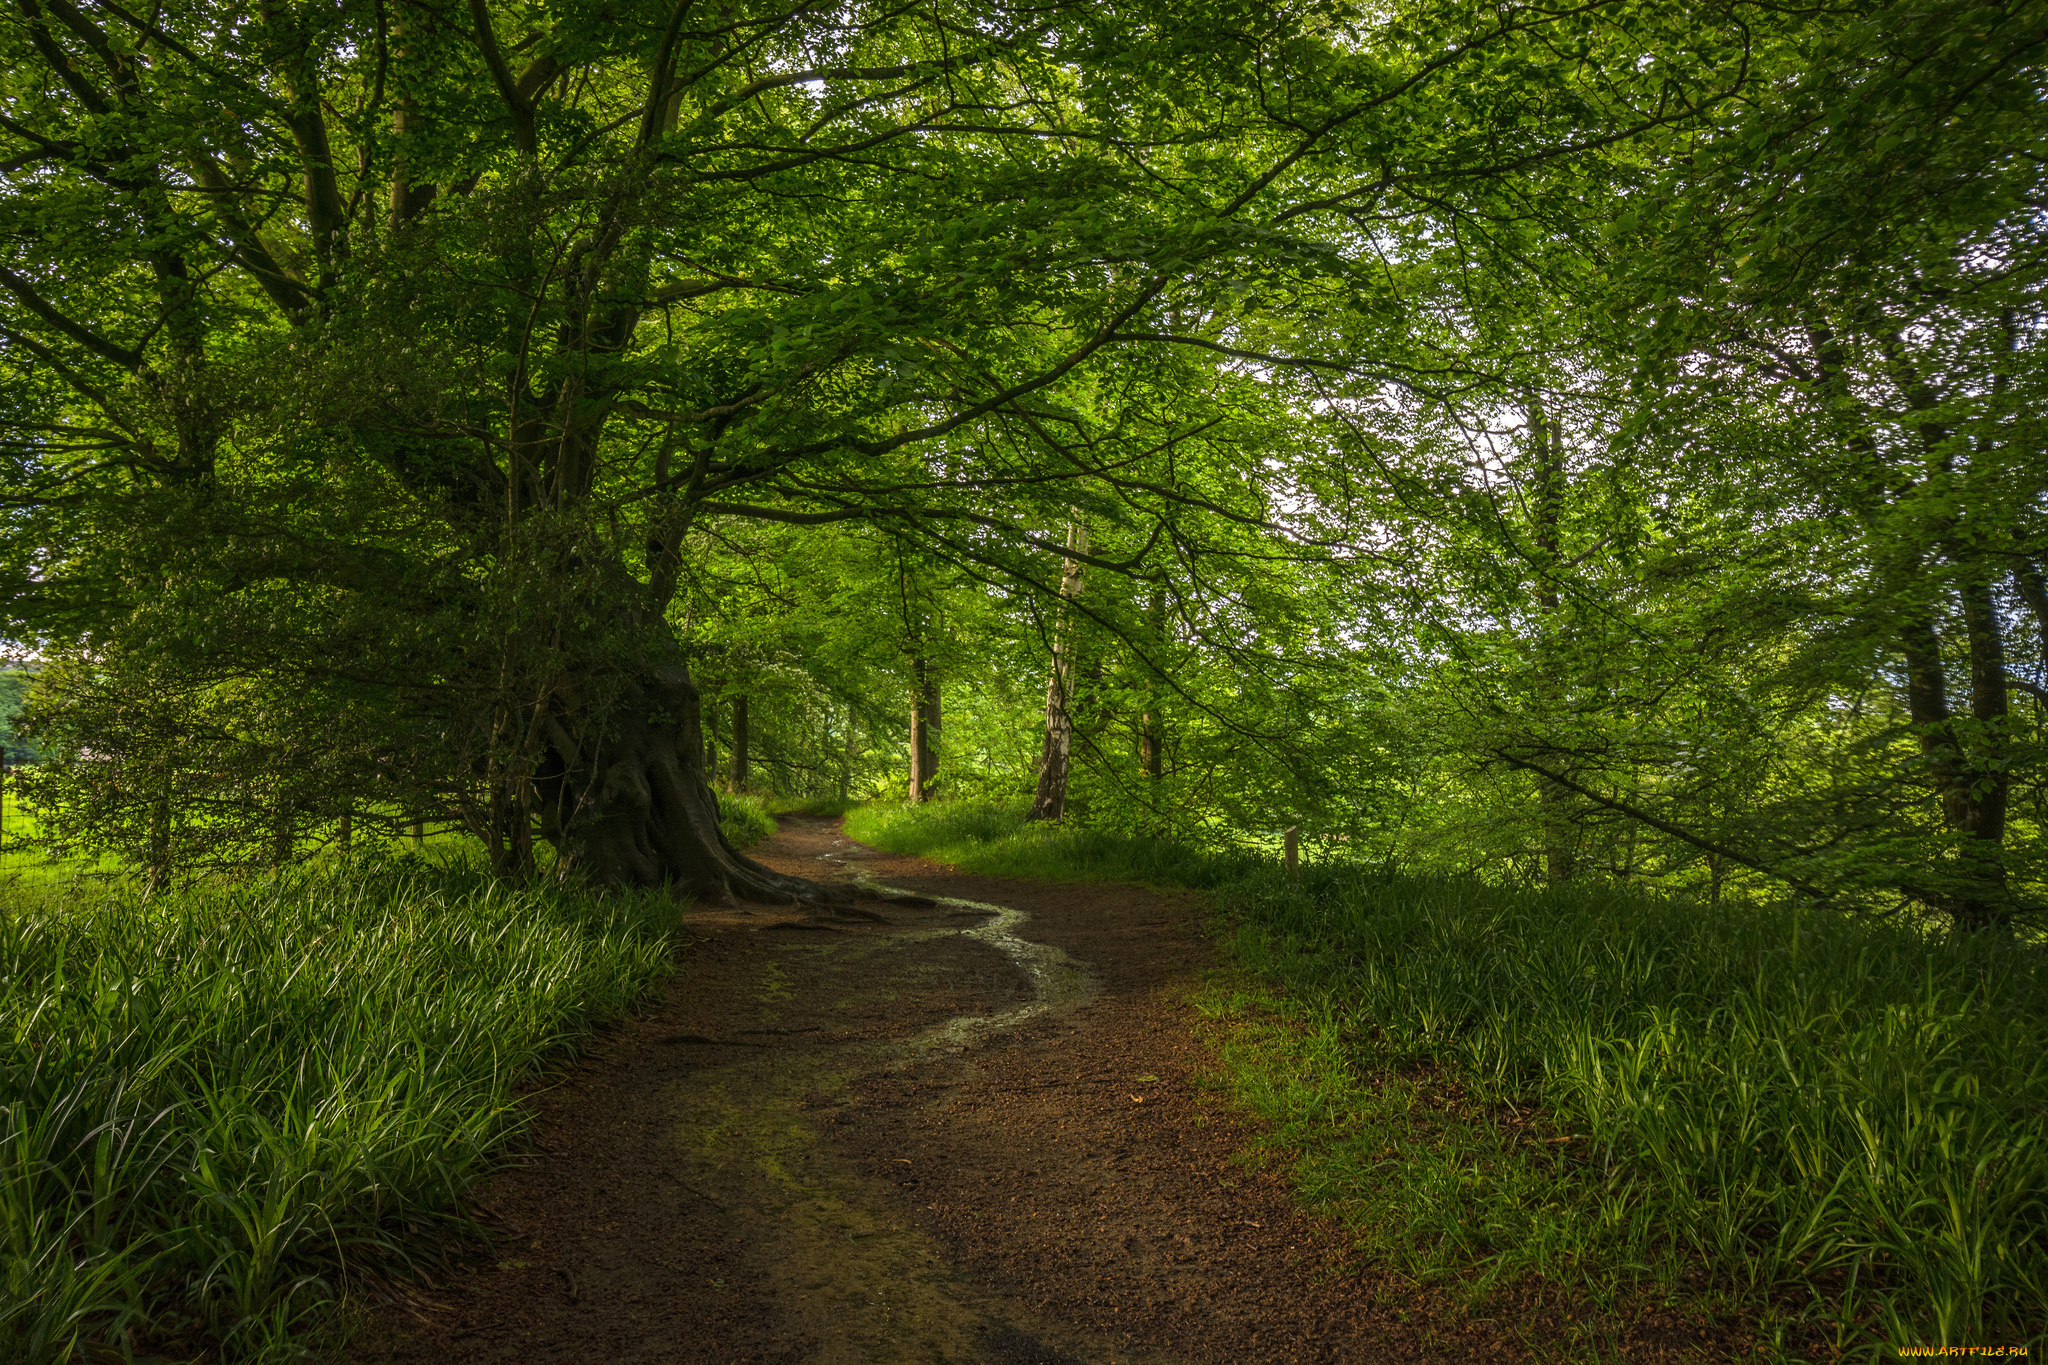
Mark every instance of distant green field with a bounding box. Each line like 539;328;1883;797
0;789;108;885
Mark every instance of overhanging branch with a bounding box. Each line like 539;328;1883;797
1490;748;1829;899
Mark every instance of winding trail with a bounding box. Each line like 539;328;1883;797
343;818;1717;1364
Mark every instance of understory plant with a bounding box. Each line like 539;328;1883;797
0;860;685;1362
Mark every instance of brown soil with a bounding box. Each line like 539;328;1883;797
344;818;1748;1364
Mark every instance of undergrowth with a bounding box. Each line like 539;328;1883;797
715;791;779;847
845;799;1269;886
849;799;2048;1359
0;858;688;1363
762;792;862;820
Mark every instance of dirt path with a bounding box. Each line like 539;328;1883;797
343;818;1706;1364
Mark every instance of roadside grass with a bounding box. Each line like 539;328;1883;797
0;785;782;1363
1;856;692;1364
849;799;2048;1360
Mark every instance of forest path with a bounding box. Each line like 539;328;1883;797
343;818;1453;1364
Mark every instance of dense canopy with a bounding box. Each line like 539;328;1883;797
0;0;2041;926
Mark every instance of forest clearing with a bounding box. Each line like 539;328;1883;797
0;0;2044;1360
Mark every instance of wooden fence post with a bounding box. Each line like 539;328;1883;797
1283;825;1299;883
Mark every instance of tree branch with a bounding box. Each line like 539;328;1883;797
1489;748;1829;899
468;0;537;156
0;267;141;367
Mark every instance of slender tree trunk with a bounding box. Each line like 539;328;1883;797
272;803;294;868
907;658;940;803
485;774;535;880
731;694;750;793
145;782;171;894
1956;567;2011;923
1527;392;1578;885
2015;561;2048;679
1898;569;2013;930
1137;717;1162;781
1138;585;1166;815
1028;523;1087;822
385;16;437;231
838;706;854;802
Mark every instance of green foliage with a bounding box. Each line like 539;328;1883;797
0;0;1804;891
674;0;2048;921
0;671;36;764
0;862;686;1362
863;800;2048;1352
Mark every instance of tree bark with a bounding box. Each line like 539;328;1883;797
1028;523;1087;822
908;658;940;803
145;782;171;894
1898;572;2014;931
1526;391;1578;885
731;693;750;793
2014;561;2048;690
703;697;720;791
532;657;843;903
272;803;294;868
838;705;855;802
385;15;438;231
1139;587;1164;789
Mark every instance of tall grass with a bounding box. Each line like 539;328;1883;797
714;791;778;848
846;799;1268;886
763;793;863;820
1;859;689;1362
852;800;2048;1354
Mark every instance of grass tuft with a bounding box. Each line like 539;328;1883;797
715;791;778;848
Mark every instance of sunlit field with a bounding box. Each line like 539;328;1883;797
849;801;2048;1358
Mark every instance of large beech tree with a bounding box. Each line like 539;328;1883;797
0;0;1743;893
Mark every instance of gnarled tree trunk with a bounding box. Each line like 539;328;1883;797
532;660;842;903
